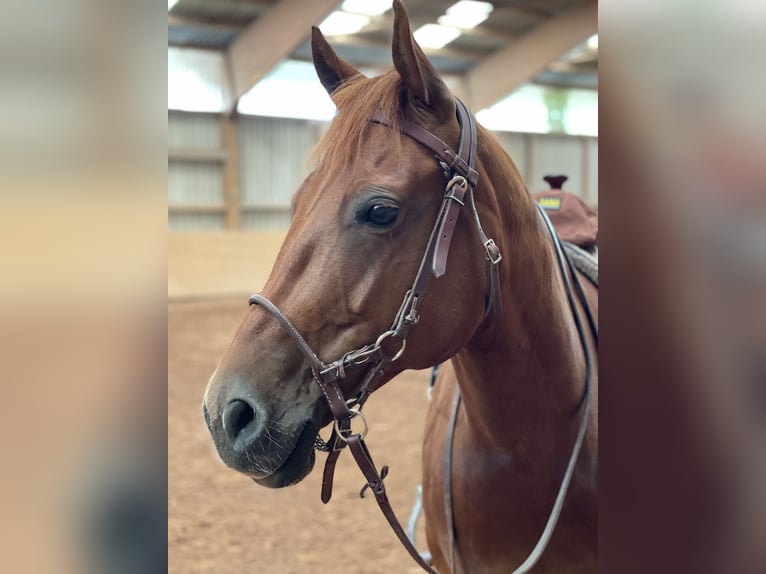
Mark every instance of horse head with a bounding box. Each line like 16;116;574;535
203;0;492;488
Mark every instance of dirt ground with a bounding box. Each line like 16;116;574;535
169;299;433;574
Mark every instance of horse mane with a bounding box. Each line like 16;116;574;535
310;70;406;168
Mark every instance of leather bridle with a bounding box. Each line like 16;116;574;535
247;98;594;573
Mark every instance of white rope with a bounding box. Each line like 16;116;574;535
509;386;592;573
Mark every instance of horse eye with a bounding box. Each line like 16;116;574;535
365;204;399;227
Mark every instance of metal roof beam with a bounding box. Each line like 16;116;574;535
364;16;515;44
168;15;242;35
324;35;480;65
225;0;339;113
463;1;597;110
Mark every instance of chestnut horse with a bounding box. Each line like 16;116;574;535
203;2;597;572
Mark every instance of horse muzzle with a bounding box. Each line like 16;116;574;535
202;393;319;488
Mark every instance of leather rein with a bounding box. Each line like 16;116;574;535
248;99;593;573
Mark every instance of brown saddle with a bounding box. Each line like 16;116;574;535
531;175;598;249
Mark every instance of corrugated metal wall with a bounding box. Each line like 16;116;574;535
168;112;597;231
168;112;224;231
168;112;220;149
239;116;325;231
168;162;222;205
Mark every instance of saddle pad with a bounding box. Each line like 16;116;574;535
563;241;598;287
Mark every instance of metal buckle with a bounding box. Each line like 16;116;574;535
446;175;467;191
346;347;373;366
375;330;407;362
484;239;502;265
445;191;465;206
445;175;468;205
333;408;368;443
404;296;420;326
446;193;465;206
313;434;332;452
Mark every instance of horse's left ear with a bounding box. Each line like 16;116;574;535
311;26;364;99
391;0;452;117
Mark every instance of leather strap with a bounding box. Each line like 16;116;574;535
444;387;461;573
372;100;501;313
320;430;344;503
371;108;478;186
249;295;387;388
468;187;503;314
347;434;439;574
373;100;481;281
249;294;324;372
432;100;478;277
433;175;469;277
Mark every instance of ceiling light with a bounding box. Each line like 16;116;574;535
319;11;371;36
439;1;493;30
168;0;179;11
413;24;462;50
437;13;489;29
587;34;598;50
341;0;391;16
446;1;493;16
238;61;337;121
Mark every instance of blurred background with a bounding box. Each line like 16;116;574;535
0;1;166;573
599;2;765;572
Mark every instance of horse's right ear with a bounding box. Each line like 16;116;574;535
311;26;364;98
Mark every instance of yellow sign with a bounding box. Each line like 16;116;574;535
538;196;562;210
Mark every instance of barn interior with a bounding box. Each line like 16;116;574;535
167;2;598;573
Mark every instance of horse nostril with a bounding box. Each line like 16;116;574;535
222;399;258;444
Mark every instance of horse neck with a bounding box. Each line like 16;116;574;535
451;134;587;452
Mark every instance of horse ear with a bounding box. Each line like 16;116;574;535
311;26;364;97
391;0;452;115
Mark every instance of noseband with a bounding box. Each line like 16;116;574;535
247;99;593;574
